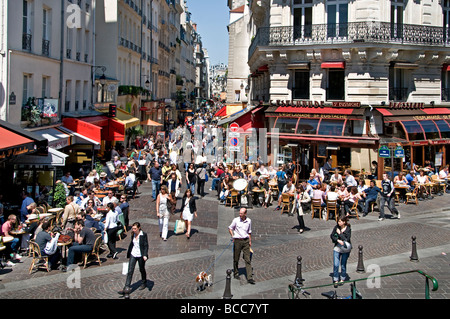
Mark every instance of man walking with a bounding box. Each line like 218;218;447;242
149;161;163;201
379;173;400;221
228;208;255;284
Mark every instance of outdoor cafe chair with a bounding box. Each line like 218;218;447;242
326;200;338;222
28;240;50;274
311;199;323;220
81;233;102;269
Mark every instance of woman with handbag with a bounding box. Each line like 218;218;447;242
292;185;311;233
330;216;352;287
180;189;197;240
156;186;173;241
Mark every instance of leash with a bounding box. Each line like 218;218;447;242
204;238;233;274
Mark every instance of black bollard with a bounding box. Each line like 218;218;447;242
356;245;365;273
410;236;419;262
294;256;305;287
222;269;233;299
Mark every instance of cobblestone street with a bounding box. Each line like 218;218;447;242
1;179;450;302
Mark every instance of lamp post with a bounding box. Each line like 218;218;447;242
91;65;107;105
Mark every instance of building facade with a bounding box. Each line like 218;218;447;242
245;0;450;178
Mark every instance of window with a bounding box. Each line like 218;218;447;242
293;71;310;99
275;118;298;134
317;119;345;136
402;121;425;141
420;120;440;140
389;63;407;101
42;76;49;98
327;69;345;101
435;120;450;139
65;80;72;112
293;0;313;40
327;0;348;38
444;0;450;42
22;74;31;105
391;0;404;39
22;0;32;51
297;118;319;134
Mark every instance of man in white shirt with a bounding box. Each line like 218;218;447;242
275;179;295;210
344;169;357;188
102;190;118;207
228;208;254;284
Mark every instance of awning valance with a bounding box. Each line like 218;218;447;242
267;106;365;120
321;62;345;69
98;108;140;129
9;147;68;167
35;127;71;150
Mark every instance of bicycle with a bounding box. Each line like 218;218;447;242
288;283;311;299
321;283;363;299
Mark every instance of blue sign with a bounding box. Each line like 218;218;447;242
230;138;239;147
394;146;405;158
379;146;390;158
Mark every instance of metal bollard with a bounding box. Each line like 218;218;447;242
294;256;305;287
356;245;365;273
410;236;419;262
222;269;233;299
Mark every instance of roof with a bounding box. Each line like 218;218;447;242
230;5;245;13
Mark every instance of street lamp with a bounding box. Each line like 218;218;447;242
91;65;107;104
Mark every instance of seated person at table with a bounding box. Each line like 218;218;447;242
232;166;245;180
362;180;381;217
20;191;35;223
307;173;320;190
260;176;273;208
330;169;344;186
275;179;295;211
256;165;268;176
247;175;259;206
99;172;110;189
417;169;431;199
61;172;74;185
35;221;61;270
102;190;117;207
405;170;417;187
62;195;80;233
81;191;102;210
0;214;22;262
124;170;136;193
210;165;224;191
343;186;362;216
312;184;327;208
62;220;96;272
394;172;408;184
77;210;100;232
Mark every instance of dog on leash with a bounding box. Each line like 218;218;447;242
196;271;213;291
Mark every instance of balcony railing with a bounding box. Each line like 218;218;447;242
42;39;50;57
389;87;409;101
22;33;32;51
249;22;450;59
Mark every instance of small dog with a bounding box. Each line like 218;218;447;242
196;271;213;291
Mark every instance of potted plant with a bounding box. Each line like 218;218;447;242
51;182;67;208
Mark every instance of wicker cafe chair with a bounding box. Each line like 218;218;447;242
28;240;50;274
311;199;323;219
326;200;338;222
81;233;102;269
281;193;291;214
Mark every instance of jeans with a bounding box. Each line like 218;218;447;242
188;182;195;194
67;243;93;266
151;180;161;200
379;195;398;219
363;198;377;214
125;255;147;288
333;250;350;282
211;178;220;191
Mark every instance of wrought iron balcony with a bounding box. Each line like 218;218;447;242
389;87;409;101
249;22;450;59
442;88;450;102
42;39;50;57
22;33;32;51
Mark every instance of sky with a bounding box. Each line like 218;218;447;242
186;0;230;67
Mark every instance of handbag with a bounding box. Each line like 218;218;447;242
174;219;186;234
334;241;352;254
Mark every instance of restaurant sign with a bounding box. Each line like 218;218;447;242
388;102;425;109
0;144;35;160
270;100;361;108
277;112;348;119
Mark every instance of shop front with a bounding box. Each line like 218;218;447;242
375;105;450;177
264;102;379;180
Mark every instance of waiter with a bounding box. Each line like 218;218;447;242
228;208;255;285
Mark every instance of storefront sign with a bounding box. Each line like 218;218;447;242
277;112;348;119
0;145;34;160
388;102;425;109
414;115;450;120
378;145;390;158
394;146;405;158
270;100;361;108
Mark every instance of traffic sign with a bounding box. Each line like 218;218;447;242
230;138;239;147
230;122;240;132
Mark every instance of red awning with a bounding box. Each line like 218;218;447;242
321;62;345;69
0;127;36;159
63;116;125;143
214;106;227;117
62;118;102;144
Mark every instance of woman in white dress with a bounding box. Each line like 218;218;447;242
180;189;197;239
156;186;173;241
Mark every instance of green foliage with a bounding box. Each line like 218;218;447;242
118;85;146;97
52;183;67;209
